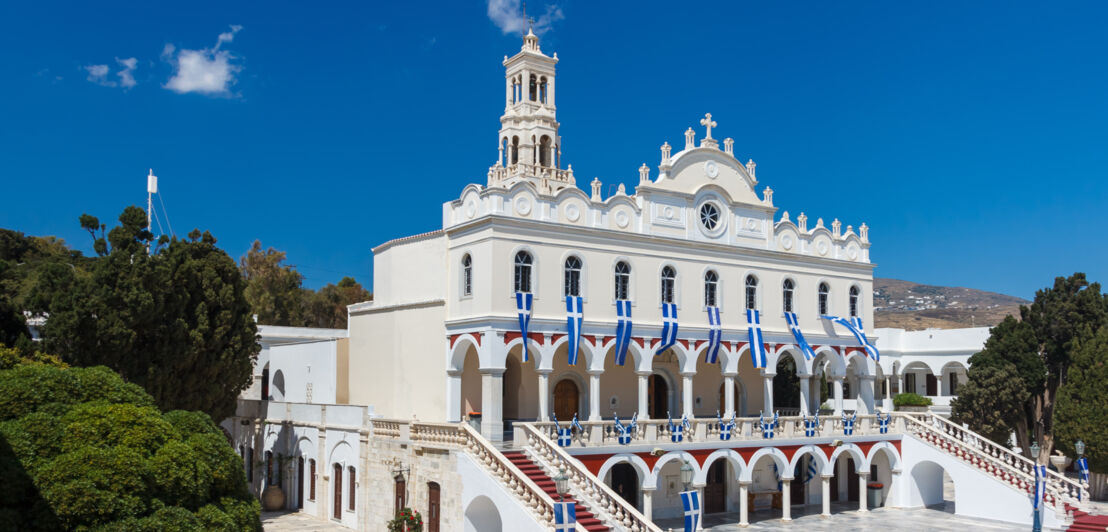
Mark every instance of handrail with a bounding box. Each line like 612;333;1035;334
520;422;665;532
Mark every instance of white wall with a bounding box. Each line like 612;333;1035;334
268;340;338;404
457;452;544;532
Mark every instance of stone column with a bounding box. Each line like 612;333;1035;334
696;485;706;530
480;369;505;441
588;370;603;422
858;472;869;512
898;373;905;396
781;479;792;521
548;77;555;107
763;375;775;414
682;373;694;419
798;376;811;416
723;374;736;417
637;371;651;419
832;377;844;415
821;475;832;517
642;487;654;521
317;410;329;520
884;377;893;410
739;481;751;526
537;370;551;422
446;371;462;422
858;376;875;415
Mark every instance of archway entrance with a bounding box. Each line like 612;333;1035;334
704;460;727;513
553;379;579;421
608;463;639;509
831;456;859;503
774;356;800;411
648;374;669;419
909;460;955;512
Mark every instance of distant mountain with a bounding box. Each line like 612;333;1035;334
873;278;1029;331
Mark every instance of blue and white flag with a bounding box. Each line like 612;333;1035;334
667;411;684;443
803;413;820;437
842;412;857;436
705;306;722;364
571;413;584;435
877;412;891;434
772;462;783;491
821;315;880;361
1033;464;1047;510
553;501;576;532
803;455;819;484
679;489;700;532
784;311;815;360
717;411;735;441
655;302;679;356
614;300;633;366
515;292;533;362
746;309;767;369
614;413;636;445
1078;456;1090;484
759;411;778;439
565;296;584;366
552;414;572;447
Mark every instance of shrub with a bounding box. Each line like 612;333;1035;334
893;392;933;408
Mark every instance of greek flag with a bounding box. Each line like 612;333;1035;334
515;292;533;362
746;309;767;369
552;414;572;447
842;412;856;436
717;411;735;441
1078;456;1090;484
614;300;633;366
878;412;891;434
783;311;815;360
571;413;584;435
705;306;722;364
772;462;782;491
667;411;684;443
565;296;584;366
553;501;576;531
803;413;820;437
821;315;880;361
759;411;778;439
1033;464;1047;510
655;302;679;356
680;489;700;532
804;455;819;484
614;413;636;445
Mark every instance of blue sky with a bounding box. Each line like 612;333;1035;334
1;1;1105;298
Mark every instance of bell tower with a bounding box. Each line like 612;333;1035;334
488;25;573;194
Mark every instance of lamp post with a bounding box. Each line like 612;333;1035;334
1030;441;1041;462
1031;441;1042;532
554;468;569;502
681;459;694;492
1076;439;1086;457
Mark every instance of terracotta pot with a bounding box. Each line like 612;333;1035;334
262;485;286;511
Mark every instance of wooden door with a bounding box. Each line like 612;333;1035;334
648;374;668;419
297;457;304;509
333;464;342;519
554;379;579;421
428;482;441;532
925;374;937;396
791;457;805;504
704;461;727;513
394;478;406;515
846;458;859;502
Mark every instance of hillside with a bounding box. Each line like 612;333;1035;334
873;278;1029;330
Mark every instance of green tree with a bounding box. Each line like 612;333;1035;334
302;276;371;329
950;364;1028;444
39;207;259;421
239;240;304;326
1053;326;1108;471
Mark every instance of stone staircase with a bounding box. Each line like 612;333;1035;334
504;450;611;531
1066;503;1108;532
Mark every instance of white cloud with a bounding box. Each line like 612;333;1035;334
84;64;111;85
83;57;137;89
487;0;563;35
163;25;243;96
116;57;137;88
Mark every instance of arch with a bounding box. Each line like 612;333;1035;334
510;136;519;164
907;460;953;509
448;333;483;372
773;353;801;411
849;284;861;318
464;495;502;532
461;253;473;297
647;370;674;420
782;277;796;313
744;274;759;310
547;328;591;370
767;345;812;377
703;269;719;308
649;451;702;489
827;444;867;475
811;346;846;378
818;282;831;316
788;445;831;476
328;439;355;467
866;441;902;473
513;250;533;293
600;335;646;373
457;341;482;420
503;334;543;370
660;265;676;304
613;260;632;301
740;447;790;483
597;454;652;490
562;253;584;297
552;374;584;421
694;449;746;485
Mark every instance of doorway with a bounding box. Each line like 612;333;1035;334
333;464;343;519
704;461;727;513
554;379;580;421
648;374;669;419
427;482;441;532
296;457;304;509
609;463;639;509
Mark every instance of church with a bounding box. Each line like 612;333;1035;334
224;28;1085;532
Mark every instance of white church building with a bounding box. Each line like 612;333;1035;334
223;29;1087;532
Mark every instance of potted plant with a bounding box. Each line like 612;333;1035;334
893;392;933;412
388;507;424;531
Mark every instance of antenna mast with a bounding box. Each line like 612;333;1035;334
147;169;158;255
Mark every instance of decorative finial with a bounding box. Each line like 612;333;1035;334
660;142;672;165
723;138;734;156
590;177;602;201
638;163;650;184
684;128;695;150
816;217;825;229
763;186;774;206
745;159;756;178
781;211;790;223
859;222;869;243
798;212;808;232
700;113;717;140
616;183;627;195
832;218;842;237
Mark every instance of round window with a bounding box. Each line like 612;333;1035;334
699;203;720;231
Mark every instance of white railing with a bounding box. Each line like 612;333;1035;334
902;413;1087;515
488;162;575;186
520;423;662;532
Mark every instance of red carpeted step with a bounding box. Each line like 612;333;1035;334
502;451;610;531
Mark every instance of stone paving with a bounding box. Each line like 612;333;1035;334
654;503;1027;531
261;511;352;531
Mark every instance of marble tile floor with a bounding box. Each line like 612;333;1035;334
653;502;1028;531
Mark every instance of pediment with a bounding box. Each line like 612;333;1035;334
641;148;763;207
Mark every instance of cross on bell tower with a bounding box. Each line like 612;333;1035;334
489;21;570;194
699;113;719;149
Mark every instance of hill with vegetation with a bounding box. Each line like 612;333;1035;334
873;277;1029;330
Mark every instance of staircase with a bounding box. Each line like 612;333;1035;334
504;450;610;531
1066;503;1108;532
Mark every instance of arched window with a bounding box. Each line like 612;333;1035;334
564;256;582;297
539;76;548;103
514;251;532;293
261;366;270;400
348;466;356;511
309;459;316;500
783;279;795;313
745;275;758;310
614;261;630;301
704;270;719;307
849;286;860;317
461;254;472;297
539;135;551;167
511;136;519;164
660;266;676;304
529;74;537;101
818;282;830;315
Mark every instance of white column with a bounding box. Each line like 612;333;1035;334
588;371;602;421
637;372;650;419
480;369;504;441
739;481;751;526
858;376;875;414
548;77;555;107
821;476;832;517
696;486;705;530
798;376;811;416
537;370;551;422
898;373;905;396
763;375;775;414
723;374;736;418
642;488;654;521
682;373;694;419
446;371;462;422
858;472;869;512
832;377;844;415
883;377;893;410
781;479;792;521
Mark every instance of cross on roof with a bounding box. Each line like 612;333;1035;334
700;113;717;140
